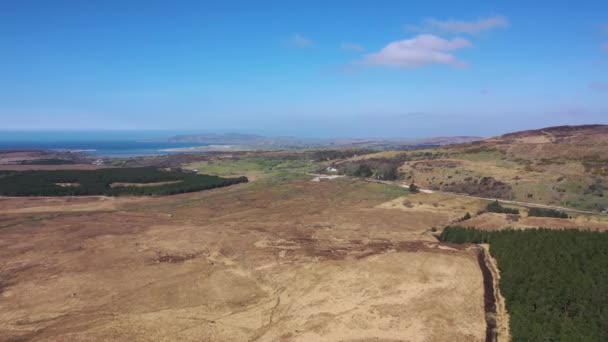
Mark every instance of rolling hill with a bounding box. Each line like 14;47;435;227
336;125;608;211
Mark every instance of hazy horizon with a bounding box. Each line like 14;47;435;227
0;121;606;141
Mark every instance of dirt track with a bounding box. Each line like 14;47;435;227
0;178;486;341
480;244;511;342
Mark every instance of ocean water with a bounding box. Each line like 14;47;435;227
0;131;208;157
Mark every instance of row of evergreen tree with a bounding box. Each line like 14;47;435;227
528;207;570;218
0;168;248;196
485;200;520;214
440;227;608;341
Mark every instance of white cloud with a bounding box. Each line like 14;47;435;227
341;42;364;52
408;16;509;34
287;34;313;48
362;34;471;68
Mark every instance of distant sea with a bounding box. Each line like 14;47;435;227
0;131;209;157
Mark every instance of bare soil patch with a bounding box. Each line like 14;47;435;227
378;192;487;224
480;244;511;342
54;183;80;187
110;180;182;188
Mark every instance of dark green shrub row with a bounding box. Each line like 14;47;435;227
528;207;569;219
19;159;76;165
485;200;519;214
440;227;608;342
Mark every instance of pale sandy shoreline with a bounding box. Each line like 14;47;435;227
159;144;253;152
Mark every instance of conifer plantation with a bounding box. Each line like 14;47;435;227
440;227;608;341
0;168;247;196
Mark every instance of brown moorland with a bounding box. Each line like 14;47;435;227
0;177;486;342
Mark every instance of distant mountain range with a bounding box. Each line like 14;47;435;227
162;133;483;149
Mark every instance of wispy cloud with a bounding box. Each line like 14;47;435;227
361;34;471;68
341;42;364;52
602;42;608;53
287;34;313;48
407;16;509;34
589;82;608;91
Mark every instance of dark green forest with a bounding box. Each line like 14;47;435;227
440;227;608;341
0;168;248;196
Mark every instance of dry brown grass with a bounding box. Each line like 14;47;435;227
0;178;485;341
378;192;488;223
462;213;608;231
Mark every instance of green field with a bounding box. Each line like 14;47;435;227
187;156;318;178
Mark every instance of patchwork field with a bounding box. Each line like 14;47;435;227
0;177;486;342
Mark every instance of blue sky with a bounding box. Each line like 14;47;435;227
1;0;607;138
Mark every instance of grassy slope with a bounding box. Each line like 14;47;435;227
185;155;320;180
335;125;608;211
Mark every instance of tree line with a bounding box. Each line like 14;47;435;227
484;200;520;214
528;207;569;219
337;159;402;180
0;168;248;196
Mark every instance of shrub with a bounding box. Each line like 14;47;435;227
409;183;420;194
456;212;472;222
